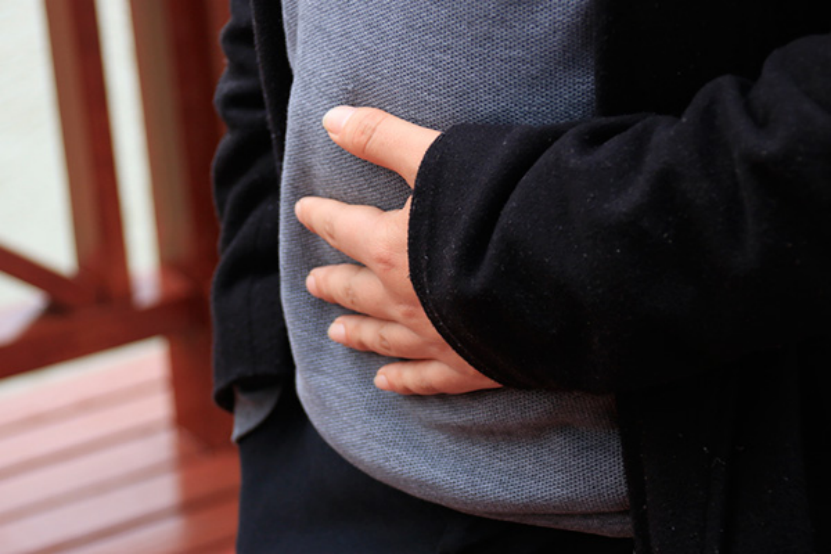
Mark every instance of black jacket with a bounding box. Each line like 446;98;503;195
212;1;831;551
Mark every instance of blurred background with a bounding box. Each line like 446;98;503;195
0;0;157;391
0;1;239;552
0;0;155;307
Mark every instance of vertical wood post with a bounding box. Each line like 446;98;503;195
130;0;230;447
43;0;130;303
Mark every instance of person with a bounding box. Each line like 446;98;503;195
212;0;831;552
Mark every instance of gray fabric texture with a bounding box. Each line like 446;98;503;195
277;1;631;537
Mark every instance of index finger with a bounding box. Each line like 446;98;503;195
295;196;384;264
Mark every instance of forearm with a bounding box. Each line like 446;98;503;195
410;33;831;393
211;0;293;410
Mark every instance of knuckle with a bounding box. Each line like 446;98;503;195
322;215;337;246
396;302;422;325
396;383;416;396
376;325;393;355
410;369;440;395
385;368;413;395
369;243;397;273
344;108;388;159
423;341;443;360
372;214;407;271
339;279;359;309
352;332;371;352
418;381;441;396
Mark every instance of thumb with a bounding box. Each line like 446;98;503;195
323;106;440;188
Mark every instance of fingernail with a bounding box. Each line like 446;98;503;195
305;273;318;296
374;373;391;391
294;198;305;220
328;322;346;342
322;106;356;135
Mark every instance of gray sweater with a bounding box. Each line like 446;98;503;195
277;0;630;536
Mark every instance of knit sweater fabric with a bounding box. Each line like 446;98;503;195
277;1;630;536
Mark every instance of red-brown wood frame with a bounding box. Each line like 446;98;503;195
0;0;231;447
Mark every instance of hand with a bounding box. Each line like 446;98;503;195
295;107;502;395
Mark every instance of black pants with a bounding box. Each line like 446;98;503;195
237;384;635;554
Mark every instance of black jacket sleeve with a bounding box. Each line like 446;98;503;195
211;0;293;411
408;33;831;394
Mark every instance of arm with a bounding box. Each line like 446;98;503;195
409;33;831;393
211;0;293;410
297;34;831;396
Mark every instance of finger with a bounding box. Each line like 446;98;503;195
307;265;393;320
328;315;438;359
295;196;385;265
375;360;503;396
322;107;441;187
